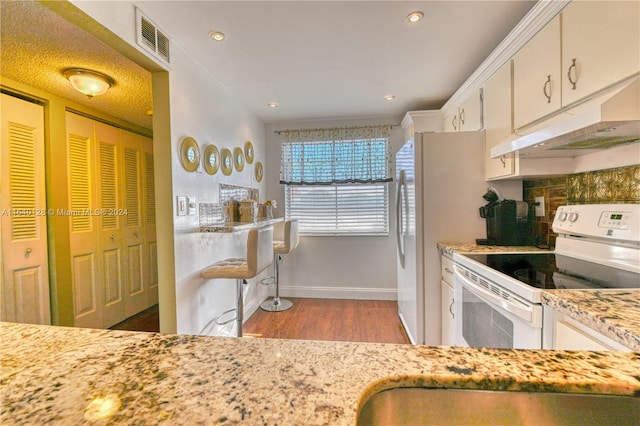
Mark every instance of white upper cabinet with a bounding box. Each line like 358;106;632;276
512;1;640;131
442;90;483;132
561;0;640;106
484;61;515;180
513;16;561;130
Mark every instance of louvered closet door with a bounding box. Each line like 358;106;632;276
1;94;50;324
95;122;126;327
121;131;148;316
142;137;158;305
65;112;101;328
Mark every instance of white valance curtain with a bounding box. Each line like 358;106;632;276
280;125;392;185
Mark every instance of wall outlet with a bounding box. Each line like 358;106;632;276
177;196;187;216
535;196;545;217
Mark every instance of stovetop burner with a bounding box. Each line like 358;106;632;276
463;253;640;290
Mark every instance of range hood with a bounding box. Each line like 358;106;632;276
491;77;640;159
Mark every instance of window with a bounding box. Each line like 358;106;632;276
280;126;391;236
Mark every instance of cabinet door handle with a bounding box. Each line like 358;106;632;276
133;231;139;238
543;75;552;103
500;156;506;168
25;248;32;257
459;108;465;125
452;116;458;131
567;58;577;90
449;299;455;319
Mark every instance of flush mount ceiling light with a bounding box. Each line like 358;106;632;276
384;95;396;101
267;102;279;108
209;31;225;41
407;11;424;24
63;68;114;98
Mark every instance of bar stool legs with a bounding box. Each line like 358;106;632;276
260;254;293;312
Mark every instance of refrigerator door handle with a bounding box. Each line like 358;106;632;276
396;170;406;268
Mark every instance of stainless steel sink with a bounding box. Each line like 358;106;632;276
357;387;640;425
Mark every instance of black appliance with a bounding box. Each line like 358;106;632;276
477;188;531;246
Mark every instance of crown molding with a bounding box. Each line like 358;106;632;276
441;0;571;112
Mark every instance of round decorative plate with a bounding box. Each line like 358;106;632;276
233;147;245;172
203;144;220;175
180;136;200;173
244;140;255;164
255;161;264;183
221;148;233;176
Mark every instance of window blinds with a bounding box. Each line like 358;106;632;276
280;126;391;236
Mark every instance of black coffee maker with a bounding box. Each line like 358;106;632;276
477;187;531;246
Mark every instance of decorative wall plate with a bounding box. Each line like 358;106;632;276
180;136;200;172
203;144;220;175
244;140;255;164
233;147;245;172
255;161;264;183
221;148;233;176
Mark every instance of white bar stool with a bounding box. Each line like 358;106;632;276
260;219;299;312
201;226;273;337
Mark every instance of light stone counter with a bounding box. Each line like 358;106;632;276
1;322;639;425
437;241;549;257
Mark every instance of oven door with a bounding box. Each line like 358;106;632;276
453;264;542;349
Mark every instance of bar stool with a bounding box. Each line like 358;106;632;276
201;226;273;337
260;220;299;312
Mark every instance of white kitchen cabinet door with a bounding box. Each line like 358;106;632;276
484;61;515;180
562;0;640;106
458;89;483;132
443;109;459;132
513;15;561;130
440;280;455;346
1;94;50;325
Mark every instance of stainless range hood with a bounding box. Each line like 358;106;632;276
491;77;640;159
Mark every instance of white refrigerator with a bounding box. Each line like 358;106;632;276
396;131;495;345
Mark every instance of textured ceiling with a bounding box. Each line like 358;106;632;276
0;1;153;130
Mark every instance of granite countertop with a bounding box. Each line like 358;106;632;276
438;242;640;351
1;321;639;425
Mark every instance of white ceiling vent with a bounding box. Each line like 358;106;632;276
136;8;170;64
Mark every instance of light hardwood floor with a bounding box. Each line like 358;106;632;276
110;299;410;345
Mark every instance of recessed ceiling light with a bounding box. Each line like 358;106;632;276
209;31;225;42
384;95;395;101
407;11;424;24
267;102;279;108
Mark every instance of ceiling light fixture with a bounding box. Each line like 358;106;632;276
209;31;225;42
267;102;279;108
63;68;114;98
407;11;424;24
384;95;395;101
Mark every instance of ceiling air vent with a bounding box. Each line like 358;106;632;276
136;8;170;64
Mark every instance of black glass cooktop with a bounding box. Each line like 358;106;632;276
463;253;640;290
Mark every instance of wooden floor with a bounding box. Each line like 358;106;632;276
110;305;160;333
110;299;410;345
244;298;410;344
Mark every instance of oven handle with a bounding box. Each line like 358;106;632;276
453;265;533;323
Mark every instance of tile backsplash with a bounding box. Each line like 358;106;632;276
523;165;639;247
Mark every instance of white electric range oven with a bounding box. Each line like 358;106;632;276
453;204;640;350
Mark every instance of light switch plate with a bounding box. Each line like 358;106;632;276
535;196;545;217
187;197;197;215
177;196;187;216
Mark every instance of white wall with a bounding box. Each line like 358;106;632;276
264;117;403;300
70;0;269;335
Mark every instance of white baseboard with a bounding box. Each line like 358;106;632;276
279;285;397;301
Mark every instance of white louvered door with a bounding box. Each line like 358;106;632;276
1;94;50;324
121;131;148;316
142;138;158;304
66;112;101;328
95;122;126;327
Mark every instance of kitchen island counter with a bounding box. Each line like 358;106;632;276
1;321;639;425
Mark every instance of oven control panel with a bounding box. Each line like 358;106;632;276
553;204;639;242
